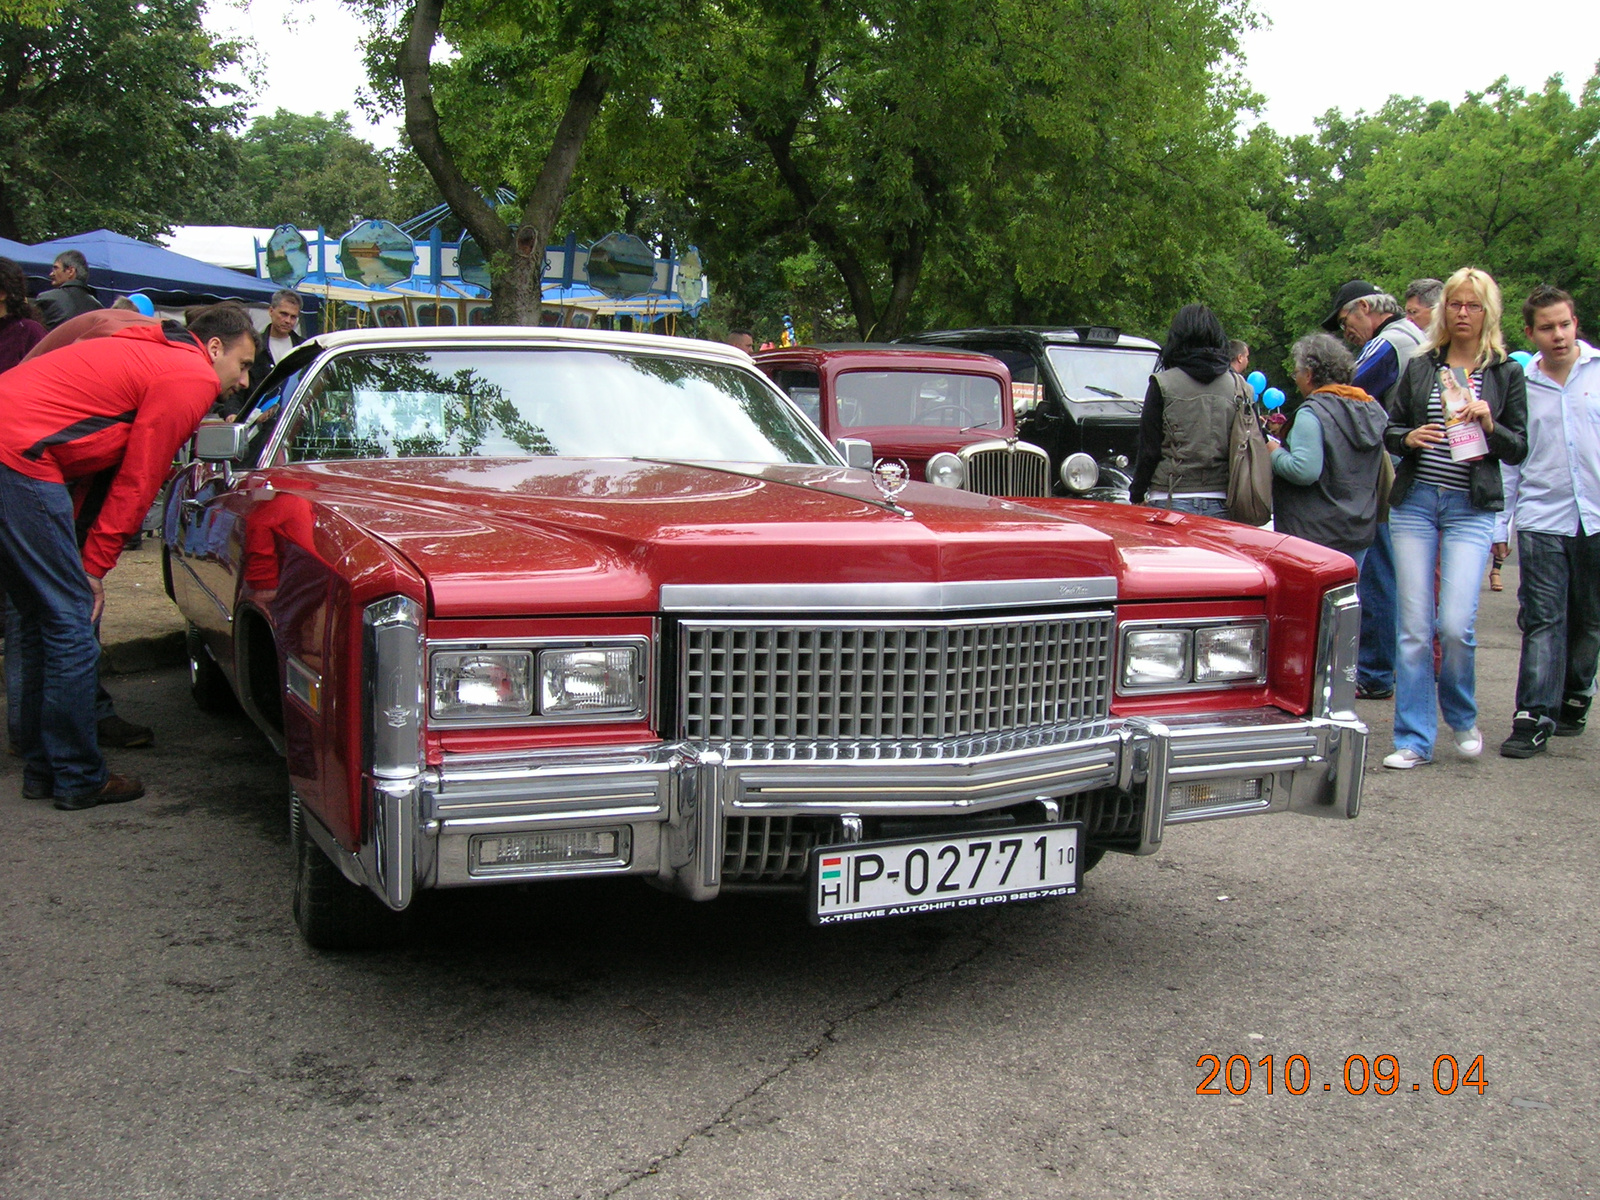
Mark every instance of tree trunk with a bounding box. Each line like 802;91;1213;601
400;0;609;326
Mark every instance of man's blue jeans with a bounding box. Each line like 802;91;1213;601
1513;530;1600;721
1389;484;1495;759
5;599;115;752
1357;522;1396;691
0;466;106;798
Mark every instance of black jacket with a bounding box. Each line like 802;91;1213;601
34;282;103;330
1384;351;1527;512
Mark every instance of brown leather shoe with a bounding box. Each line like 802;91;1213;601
98;715;154;749
54;773;145;811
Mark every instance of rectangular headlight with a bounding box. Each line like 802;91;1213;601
1194;624;1265;682
538;647;643;717
431;651;534;719
1122;629;1190;688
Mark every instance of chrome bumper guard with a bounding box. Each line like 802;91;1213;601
357;708;1364;904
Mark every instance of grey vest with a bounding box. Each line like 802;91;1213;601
1372;318;1424;406
1271;391;1389;554
1148;368;1238;497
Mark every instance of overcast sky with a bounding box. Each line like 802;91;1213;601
211;1;1600;150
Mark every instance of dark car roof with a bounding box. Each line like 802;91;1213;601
900;327;1160;352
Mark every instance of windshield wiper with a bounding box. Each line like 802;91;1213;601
1083;385;1124;398
961;421;994;432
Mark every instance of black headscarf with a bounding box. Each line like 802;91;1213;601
1158;303;1231;383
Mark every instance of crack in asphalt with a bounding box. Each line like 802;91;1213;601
595;924;1001;1199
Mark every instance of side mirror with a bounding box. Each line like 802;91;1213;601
836;437;873;470
193;420;249;463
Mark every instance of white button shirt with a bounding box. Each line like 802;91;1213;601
1496;341;1600;540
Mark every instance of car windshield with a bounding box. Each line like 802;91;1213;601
1044;345;1158;402
275;347;837;465
834;370;1004;430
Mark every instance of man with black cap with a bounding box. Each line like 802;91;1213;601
1323;280;1426;700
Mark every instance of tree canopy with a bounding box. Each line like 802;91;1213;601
0;0;243;240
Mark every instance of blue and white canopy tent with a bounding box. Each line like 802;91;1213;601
254;206;709;332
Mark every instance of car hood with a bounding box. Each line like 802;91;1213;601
259;458;1267;616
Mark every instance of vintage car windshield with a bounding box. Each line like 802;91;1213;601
834;370;1003;430
276;347;838;465
1043;346;1159;403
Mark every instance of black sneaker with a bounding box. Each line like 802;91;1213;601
1356;683;1395;700
97;714;154;749
1500;712;1554;759
1555;695;1590;738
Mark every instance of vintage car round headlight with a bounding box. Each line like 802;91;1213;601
1061;452;1100;493
925;452;965;489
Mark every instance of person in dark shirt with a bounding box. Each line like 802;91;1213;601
0;258;46;372
33;250;104;330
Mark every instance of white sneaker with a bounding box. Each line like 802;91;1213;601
1453;726;1483;757
1383;748;1430;769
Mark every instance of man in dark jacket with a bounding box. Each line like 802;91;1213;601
0;306;255;810
33;251;104;330
1325;280;1426;700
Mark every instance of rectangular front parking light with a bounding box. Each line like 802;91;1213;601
471;828;631;875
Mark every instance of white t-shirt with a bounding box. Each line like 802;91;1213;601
268;333;296;364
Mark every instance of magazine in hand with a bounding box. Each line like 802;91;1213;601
1439;367;1489;462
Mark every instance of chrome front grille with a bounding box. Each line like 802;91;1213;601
961;441;1051;497
680;612;1113;742
724;816;832;883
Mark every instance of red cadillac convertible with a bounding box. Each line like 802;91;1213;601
164;327;1365;948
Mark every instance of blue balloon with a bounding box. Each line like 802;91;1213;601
1263;387;1286;411
1246;370;1267;396
1511;350;1534;367
126;293;155;317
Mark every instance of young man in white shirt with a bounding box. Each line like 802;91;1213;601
1496;286;1600;757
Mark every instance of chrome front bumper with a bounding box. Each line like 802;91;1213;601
325;708;1365;908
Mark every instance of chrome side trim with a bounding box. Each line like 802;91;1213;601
660;577;1117;612
1312;583;1362;721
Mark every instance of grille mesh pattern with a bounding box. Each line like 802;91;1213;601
963;445;1050;497
681;614;1112;742
724;816;831;883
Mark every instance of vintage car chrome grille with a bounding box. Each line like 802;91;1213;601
723;816;832;883
680;612;1113;742
961;442;1051;498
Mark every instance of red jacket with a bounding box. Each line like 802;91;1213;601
0;323;220;577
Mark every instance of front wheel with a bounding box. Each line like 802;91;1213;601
292;803;409;951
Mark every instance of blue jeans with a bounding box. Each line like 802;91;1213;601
0;466;107;797
5;598;114;752
1150;496;1230;519
1513;530;1600;721
1389;483;1495;758
1357;522;1396;691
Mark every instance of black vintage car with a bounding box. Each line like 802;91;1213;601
898;326;1159;502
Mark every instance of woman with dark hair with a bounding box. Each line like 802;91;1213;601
1130;304;1241;517
1269;333;1388;569
0;258;46;373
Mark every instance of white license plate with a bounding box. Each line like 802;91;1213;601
808;824;1081;925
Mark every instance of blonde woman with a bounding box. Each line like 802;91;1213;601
1381;267;1528;768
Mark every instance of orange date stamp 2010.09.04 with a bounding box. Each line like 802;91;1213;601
1197;1053;1487;1097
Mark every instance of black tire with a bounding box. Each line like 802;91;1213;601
292;809;409;951
187;622;239;714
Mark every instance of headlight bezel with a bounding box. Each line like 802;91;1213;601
427;636;651;726
1117;618;1268;695
925;451;965;489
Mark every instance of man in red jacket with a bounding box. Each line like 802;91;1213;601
0;305;256;810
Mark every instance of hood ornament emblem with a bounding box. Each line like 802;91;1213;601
871;458;913;516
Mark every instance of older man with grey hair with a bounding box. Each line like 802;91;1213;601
35;250;104;329
1405;278;1443;332
1321;279;1426;700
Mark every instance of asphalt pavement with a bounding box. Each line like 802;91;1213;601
0;565;1594;1199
